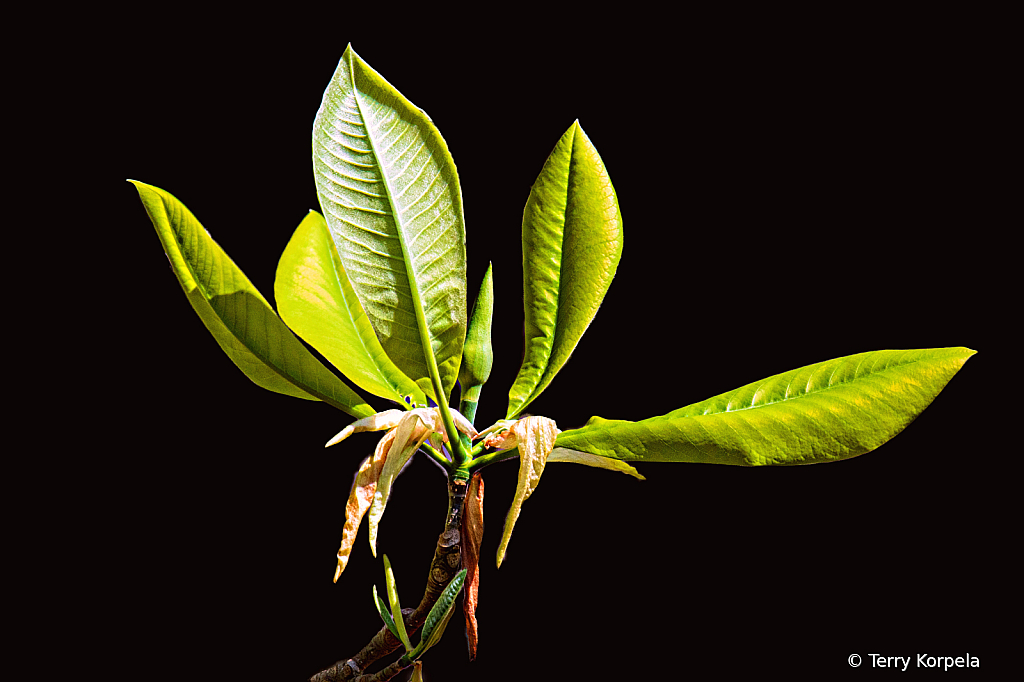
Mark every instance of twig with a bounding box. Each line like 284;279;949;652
310;479;467;681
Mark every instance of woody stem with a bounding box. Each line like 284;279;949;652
309;478;466;681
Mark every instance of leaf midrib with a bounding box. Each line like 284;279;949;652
350;59;436;402
670;352;949;420
323;215;412;409
518;124;578;415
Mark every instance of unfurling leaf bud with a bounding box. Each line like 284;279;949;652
459;262;494;405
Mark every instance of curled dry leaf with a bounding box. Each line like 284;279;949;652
334;429;397;582
325;409;405;448
495;416;560;568
450;407;480;439
368;409;444;556
427;431;448;459
547;447;646;480
477;419;517;444
461;472;484;660
334;406;482;574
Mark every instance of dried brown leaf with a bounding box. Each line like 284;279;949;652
325;409;404;448
462;472;484;660
547;447;646;480
368;408;443;556
450;407;480;439
495;416;560;568
334;429;396;581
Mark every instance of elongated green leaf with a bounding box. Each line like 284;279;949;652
275;210;425;406
372;584;401;642
383;554;413;651
313;45;467;404
411;568;467;659
131;180;374;419
507;120;623;419
554;348;975;465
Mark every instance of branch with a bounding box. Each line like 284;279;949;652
310;478;467;681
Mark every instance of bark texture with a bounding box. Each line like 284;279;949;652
310;478;467;682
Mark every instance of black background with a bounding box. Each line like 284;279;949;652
113;20;1005;681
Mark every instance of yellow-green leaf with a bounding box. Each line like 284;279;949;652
131;180;374;419
507;121;622;419
555;348;976;466
276;211;426;406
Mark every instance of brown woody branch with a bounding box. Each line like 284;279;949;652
310;478;467;682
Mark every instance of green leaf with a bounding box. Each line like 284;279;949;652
383;554;413;652
275;210;425;406
459;262;494;405
313;45;467;404
411;568;467;659
507;120;623;419
130;180;375;419
554;348;975;466
372;584;401;642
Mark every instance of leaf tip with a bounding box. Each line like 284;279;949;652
951;346;977;368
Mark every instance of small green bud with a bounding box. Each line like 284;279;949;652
459;262;494;404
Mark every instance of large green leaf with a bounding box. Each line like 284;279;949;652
507;120;623;419
131;180;374;419
313;45;466;404
554;348;975;466
275;210;425;406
